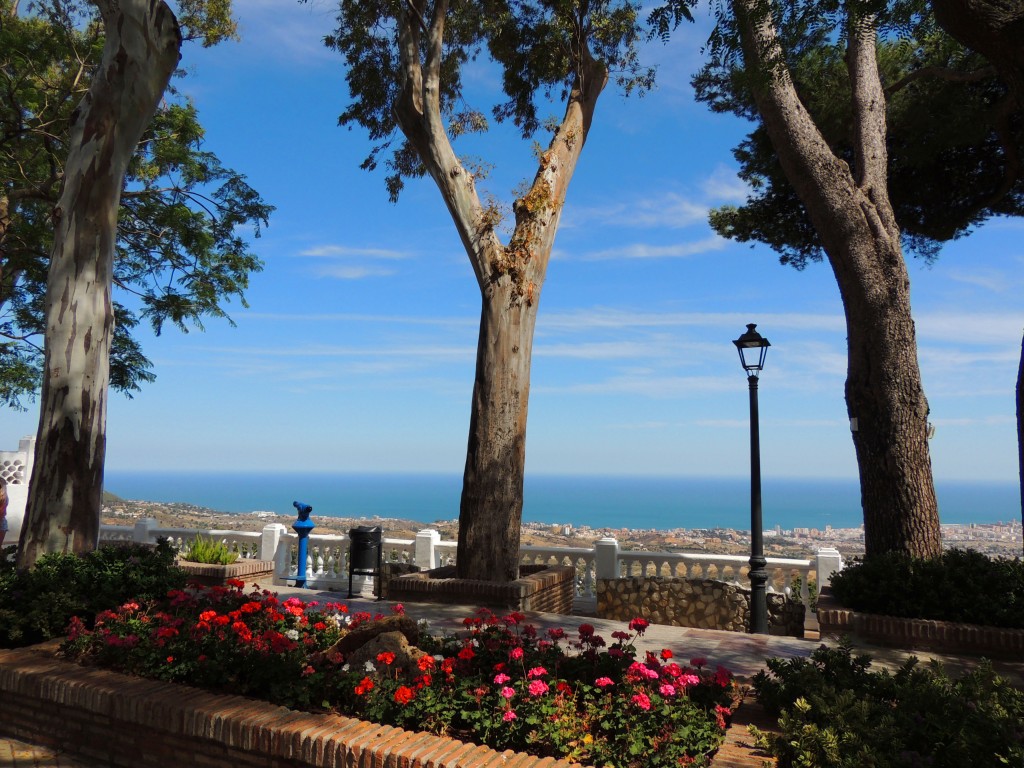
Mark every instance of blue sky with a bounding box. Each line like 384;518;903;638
3;1;1022;483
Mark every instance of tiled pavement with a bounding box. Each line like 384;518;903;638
3;584;1022;767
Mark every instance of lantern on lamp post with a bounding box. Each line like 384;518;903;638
733;323;770;634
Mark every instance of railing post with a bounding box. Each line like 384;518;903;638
261;523;286;561
415;529;441;570
595;537;619;581
815;547;843;591
132;518;156;544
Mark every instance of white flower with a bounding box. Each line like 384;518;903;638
364;661;376;673
342;664;350;672
284;629;300;640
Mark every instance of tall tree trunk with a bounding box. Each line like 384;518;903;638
391;1;606;580
733;1;941;559
17;0;180;569
458;284;538;581
1018;330;1023;555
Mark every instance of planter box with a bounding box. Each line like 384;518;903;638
0;642;579;768
816;588;1024;659
175;558;275;587
387;564;576;614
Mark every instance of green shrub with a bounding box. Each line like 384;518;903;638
180;534;238;565
0;540;187;648
829;548;1024;629
751;641;1024;768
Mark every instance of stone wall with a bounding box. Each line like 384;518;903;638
597;576;805;637
387;564;576;614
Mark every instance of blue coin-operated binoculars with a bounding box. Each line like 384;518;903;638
292;501;315;588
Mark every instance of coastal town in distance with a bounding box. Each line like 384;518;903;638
102;495;1024;561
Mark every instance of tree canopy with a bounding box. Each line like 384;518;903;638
325;0;676;203
690;3;1024;268
0;0;272;410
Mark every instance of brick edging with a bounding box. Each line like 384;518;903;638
0;642;584;768
816;591;1024;658
0;641;769;768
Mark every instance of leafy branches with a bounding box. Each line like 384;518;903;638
0;0;271;408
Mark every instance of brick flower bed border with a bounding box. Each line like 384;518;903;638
0;641;775;768
816;590;1024;659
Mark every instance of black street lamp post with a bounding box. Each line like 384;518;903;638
733;323;770;635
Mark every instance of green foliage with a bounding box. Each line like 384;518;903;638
0;0;271;409
829;548;1024;628
62;596;738;767
751;641;1024;768
322;0;663;202
180;534;238;565
688;2;1023;268
0;540;187;648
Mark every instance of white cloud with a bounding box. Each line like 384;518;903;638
310;265;397;280
565;192;708;230
299;245;410;260
581;236;726;260
916;311;1024;345
701;166;750;203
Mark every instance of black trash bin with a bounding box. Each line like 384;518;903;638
348;526;383;599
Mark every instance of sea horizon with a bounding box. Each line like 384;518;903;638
102;470;1022;533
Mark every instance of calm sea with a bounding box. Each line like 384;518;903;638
101;471;1021;532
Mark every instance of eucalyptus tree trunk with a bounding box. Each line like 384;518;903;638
392;1;607;581
17;0;181;569
1017;330;1023;554
733;1;941;558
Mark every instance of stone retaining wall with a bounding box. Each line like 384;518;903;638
597;577;805;637
388;564;576;614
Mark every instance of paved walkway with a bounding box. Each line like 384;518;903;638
3;585;1021;767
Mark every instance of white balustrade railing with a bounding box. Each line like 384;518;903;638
98;520;843;611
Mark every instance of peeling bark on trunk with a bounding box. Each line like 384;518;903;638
392;2;607;580
17;0;181;569
733;1;941;559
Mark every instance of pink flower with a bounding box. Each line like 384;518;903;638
502;710;517;722
509;647;524;661
527;667;548;679
659;683;677;697
494;673;511;684
680;673;701;688
594;677;615;688
631;692;652;711
500;686;516;699
715;666;733;687
527;679;549;697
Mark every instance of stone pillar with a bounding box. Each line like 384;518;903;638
595;537;619;581
133;518;156;544
18;435;36;481
415;529;441;570
816;547;843;590
261;523;286;561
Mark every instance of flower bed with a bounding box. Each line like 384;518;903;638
60;581;740;767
